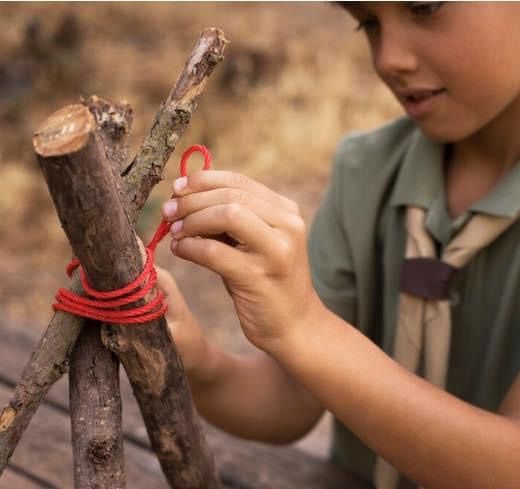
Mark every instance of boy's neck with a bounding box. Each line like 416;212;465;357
444;149;507;219
453;93;520;171
443;94;520;219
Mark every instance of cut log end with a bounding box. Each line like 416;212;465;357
33;104;95;157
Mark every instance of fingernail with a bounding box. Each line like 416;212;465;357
173;176;188;194
170;219;183;236
163;200;178;219
171;239;179;253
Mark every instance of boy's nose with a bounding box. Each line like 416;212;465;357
373;31;419;80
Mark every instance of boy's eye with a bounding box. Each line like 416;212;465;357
408;1;445;16
355;17;380;35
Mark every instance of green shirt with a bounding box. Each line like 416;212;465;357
308;117;520;488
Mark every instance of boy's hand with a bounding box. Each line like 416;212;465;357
161;170;321;353
154;266;212;381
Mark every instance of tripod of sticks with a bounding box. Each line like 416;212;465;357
0;28;227;489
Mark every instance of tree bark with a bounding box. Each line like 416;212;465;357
69;95;133;489
70;326;125;488
36;104;220;488
0;316;372;489
0;27;226;476
121;28;228;218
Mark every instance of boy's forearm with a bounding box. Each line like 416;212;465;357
188;343;323;443
268;304;520;489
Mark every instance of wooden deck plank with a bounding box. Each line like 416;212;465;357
0;467;47;489
0;318;370;489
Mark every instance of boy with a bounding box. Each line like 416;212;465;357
159;3;520;488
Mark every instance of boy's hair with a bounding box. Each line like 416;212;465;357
331;2;355;11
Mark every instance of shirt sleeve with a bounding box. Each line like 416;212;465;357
308;141;358;325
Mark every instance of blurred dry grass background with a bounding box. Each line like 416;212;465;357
0;2;401;457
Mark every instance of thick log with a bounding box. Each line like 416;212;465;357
35;105;220;488
35;104;132;488
0;99;134;477
69;95;132;489
0;27;226;475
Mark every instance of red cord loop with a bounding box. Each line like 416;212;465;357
53;144;212;325
180;144;212;177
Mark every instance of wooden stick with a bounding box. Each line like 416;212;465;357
70;325;125;488
0;316;372;489
35;105;136;488
36;104;220;488
0;100;135;478
85;95;134;177
121;27;228;219
0;27;227;476
69;95;132;489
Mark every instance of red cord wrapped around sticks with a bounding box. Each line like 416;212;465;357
53;144;212;325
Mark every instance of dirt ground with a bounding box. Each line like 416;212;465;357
0;2;401;459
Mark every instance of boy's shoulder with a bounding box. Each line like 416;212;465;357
332;116;417;180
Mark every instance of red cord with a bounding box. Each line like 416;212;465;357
53;144;212;325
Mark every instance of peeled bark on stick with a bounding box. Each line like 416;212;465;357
0;27;227;475
35;104;220;488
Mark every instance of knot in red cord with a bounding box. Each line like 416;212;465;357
53;144;212;325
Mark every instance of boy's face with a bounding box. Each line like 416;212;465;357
346;2;520;143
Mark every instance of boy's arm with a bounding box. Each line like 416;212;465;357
191;346;324;443
155;267;323;443
163;169;520;489
498;373;520;418
272;305;520;489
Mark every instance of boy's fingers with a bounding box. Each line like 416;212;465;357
172;170;298;214
171;204;282;256
162;187;298;230
173;236;249;282
155;266;174;295
154;267;180;326
154;266;182;304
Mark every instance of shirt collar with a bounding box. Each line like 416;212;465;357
469;162;520;218
390;126;520;219
390;128;444;210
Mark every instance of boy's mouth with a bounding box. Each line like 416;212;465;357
398;87;446;118
404;88;446;103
